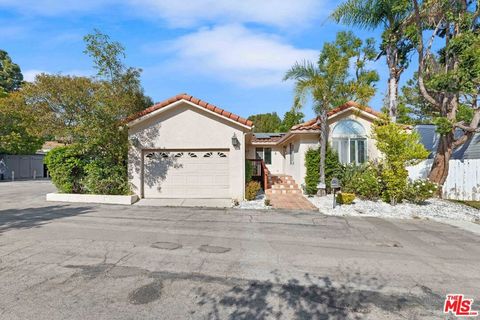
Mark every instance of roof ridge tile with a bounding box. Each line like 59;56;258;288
128;93;253;127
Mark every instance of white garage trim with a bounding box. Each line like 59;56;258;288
141;149;230;199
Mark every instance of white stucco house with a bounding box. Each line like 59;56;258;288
127;93;382;201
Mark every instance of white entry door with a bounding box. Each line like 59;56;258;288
143;150;230;198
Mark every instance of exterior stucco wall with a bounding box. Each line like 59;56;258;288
128;102;248;200
282;135;319;187
327;110;381;162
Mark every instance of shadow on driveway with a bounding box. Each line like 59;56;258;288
0;205;93;234
195;271;444;319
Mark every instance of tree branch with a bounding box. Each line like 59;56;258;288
412;0;441;108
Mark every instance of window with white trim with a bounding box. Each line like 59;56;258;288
331;119;367;165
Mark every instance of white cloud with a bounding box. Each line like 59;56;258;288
0;0;324;28
158;24;317;87
22;69;47;82
129;0;323;28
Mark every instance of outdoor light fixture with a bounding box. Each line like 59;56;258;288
232;133;240;147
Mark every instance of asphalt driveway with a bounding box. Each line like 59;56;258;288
0;181;479;319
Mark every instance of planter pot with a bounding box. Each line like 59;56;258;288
46;193;139;205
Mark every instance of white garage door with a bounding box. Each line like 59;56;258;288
143;150;230;198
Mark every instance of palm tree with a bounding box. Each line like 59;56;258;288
284;61;330;195
332;0;413;123
285;32;378;196
284;32;378;196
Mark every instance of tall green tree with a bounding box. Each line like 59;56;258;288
279;108;304;132
284;31;379;195
412;0;480;186
247;112;282;132
0;92;44;154
23;30;151;194
0;50;23;96
381;73;435;124
332;0;414;123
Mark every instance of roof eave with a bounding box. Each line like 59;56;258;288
127;99;253;130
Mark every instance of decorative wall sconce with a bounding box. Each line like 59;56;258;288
231;133;240;147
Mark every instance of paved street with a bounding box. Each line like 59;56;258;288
0;181;479;319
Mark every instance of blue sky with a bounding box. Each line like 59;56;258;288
1;0;417;120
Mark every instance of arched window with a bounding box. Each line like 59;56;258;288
331;120;367;164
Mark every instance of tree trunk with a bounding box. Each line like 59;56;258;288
317;109;328;196
388;75;398;123
428;133;454;192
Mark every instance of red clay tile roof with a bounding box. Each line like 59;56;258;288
291;117;321;131
328;101;382;118
291;101;382;131
127;93;253;127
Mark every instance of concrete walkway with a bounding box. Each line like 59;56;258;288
267;193;318;210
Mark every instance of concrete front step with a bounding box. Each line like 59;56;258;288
272;184;299;189
270;179;296;185
266;189;301;195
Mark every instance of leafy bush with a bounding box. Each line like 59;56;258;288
245;181;261;201
245;160;254;183
336;192;355;205
373;121;429;205
305;146;343;195
304;148;320;195
380;163;408;204
343;164;382;200
264;198;271;206
404;179;438;204
325;147;343;193
340;164;360;193
83;160;130;195
45;144;131;195
44;145;86;193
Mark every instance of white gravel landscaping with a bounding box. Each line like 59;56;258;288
236;192;271;210
307;194;480;223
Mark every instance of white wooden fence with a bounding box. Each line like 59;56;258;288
408;159;480;201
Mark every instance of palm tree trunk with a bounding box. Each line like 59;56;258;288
388;74;398;123
317;108;328;196
386;44;399;123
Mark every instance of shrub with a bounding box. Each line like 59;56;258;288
336;192;355;205
304;146;342;195
44;145;87;193
264;198;271;206
304;148;320;195
245;181;261;201
339;164;360;193
345;164;382;200
45;144;131;195
372;121;429;205
83;160;130;195
325;147;343;193
404;179;438;204
245;160;254;183
380;163;408;204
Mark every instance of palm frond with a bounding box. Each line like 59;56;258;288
283;60;319;81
